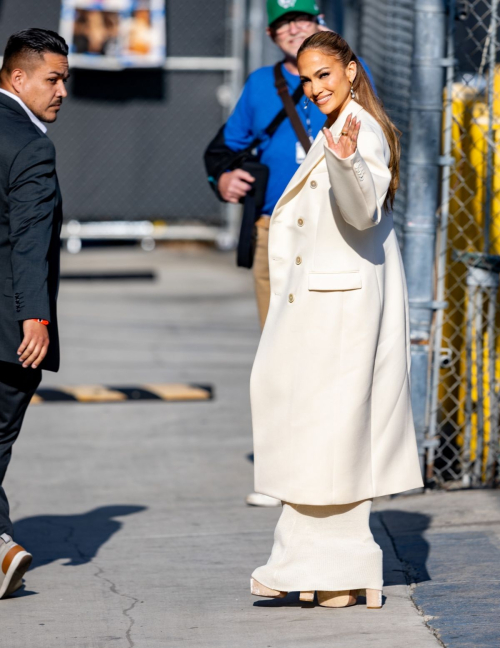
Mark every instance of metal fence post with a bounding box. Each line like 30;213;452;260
403;0;447;475
426;0;456;482
342;0;361;52
248;0;266;73
220;0;246;250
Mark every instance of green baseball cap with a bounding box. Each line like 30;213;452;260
267;0;321;27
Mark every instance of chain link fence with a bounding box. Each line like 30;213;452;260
427;0;500;488
358;0;415;240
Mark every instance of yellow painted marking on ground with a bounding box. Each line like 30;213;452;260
144;383;211;401
31;384;212;404
61;385;127;403
30;393;43;404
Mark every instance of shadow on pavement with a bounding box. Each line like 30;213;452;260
253;591;315;607
377;509;431;584
13;505;147;570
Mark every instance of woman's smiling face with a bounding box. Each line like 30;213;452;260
298;49;356;119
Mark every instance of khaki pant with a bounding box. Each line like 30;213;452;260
252;219;270;330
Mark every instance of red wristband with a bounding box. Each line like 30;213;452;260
32;319;49;326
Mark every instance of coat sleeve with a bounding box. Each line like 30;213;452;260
324;128;392;231
8;136;58;322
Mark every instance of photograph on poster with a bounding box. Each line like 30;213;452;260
60;0;166;69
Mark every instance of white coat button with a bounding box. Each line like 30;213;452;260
295;256;302;265
297;218;304;227
310;180;317;189
288;294;294;303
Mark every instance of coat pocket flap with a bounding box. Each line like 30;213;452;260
308;272;362;291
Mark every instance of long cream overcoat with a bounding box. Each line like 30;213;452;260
250;100;424;506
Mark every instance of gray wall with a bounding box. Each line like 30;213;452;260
0;0;228;222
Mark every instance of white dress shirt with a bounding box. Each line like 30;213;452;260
0;88;47;133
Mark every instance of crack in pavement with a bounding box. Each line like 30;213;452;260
46;518;140;648
377;512;446;648
93;565;140;648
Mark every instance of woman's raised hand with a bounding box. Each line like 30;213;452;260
323;114;361;159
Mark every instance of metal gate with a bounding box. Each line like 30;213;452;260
427;0;500;487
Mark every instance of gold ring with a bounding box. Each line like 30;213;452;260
341;131;348;136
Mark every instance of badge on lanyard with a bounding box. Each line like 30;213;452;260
295;141;307;164
295;135;314;164
296;99;314;164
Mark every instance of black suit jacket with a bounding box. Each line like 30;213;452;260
0;93;62;372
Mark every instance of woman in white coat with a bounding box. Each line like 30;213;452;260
249;31;423;609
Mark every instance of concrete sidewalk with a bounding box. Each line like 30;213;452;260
0;246;493;647
375;489;500;648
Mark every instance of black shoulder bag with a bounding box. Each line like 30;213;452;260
203;62;312;268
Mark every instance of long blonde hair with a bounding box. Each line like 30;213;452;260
298;32;400;210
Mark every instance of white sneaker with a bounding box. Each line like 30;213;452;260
245;492;282;507
0;534;32;599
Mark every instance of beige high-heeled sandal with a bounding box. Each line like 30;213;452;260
364;589;383;609
251;579;382;609
251;581;315;603
250;578;287;598
317;589;383;609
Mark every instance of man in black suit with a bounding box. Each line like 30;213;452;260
0;28;68;598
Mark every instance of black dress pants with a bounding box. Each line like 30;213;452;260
0;361;41;536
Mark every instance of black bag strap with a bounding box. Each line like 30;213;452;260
245;62;305;152
273;62;312;153
237;192;257;268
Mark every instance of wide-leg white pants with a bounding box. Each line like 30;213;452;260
252;499;383;592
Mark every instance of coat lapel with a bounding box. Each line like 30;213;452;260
0;91;37;119
273;99;364;216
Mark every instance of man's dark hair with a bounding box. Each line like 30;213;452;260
2;28;68;72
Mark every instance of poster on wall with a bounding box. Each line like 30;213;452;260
59;0;166;69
